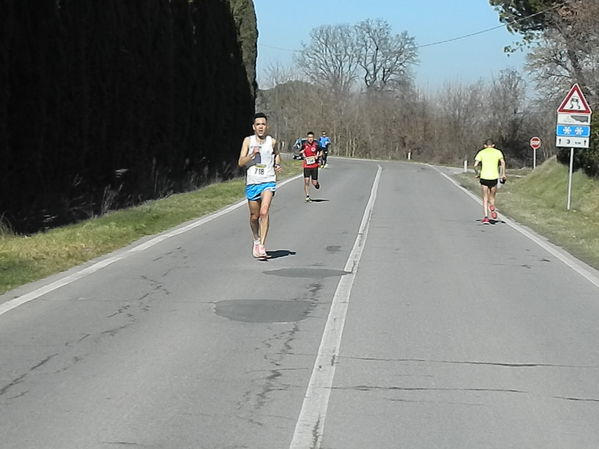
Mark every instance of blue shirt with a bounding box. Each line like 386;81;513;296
318;136;331;149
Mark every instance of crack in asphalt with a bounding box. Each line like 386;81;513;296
0;353;58;397
339;355;598;369
552;396;599;403
333;385;529;394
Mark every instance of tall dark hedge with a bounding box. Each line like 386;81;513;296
0;0;255;233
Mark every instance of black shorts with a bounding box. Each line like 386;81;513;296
304;167;319;180
480;178;498;188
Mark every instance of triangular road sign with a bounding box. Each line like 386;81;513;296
557;83;592;114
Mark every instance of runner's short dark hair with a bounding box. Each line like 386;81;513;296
484;139;494;146
307;131;314;136
254;112;268;122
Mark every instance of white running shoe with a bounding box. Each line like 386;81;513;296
252;241;260;258
258;244;267;259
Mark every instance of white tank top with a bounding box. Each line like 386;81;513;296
246;135;276;185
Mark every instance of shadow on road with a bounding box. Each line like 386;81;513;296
477;218;506;225
266;249;297;259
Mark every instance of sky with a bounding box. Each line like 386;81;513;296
253;0;528;91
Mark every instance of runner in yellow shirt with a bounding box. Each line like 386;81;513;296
474;139;507;224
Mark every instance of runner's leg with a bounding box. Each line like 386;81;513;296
248;200;260;240
258;189;274;246
304;176;311;198
481;185;489;218
489;185;497;211
311;168;320;189
248;199;262;257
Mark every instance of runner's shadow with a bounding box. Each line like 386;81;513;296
477;219;506;225
266;250;296;259
309;199;329;203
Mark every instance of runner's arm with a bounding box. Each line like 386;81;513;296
499;158;506;180
273;139;282;172
238;137;257;167
473;159;481;177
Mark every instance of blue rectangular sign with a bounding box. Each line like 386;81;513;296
556;124;591;138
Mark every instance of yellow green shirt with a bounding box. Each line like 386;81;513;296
475;147;504;180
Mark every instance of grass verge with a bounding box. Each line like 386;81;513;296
455;156;599;270
0;157;304;295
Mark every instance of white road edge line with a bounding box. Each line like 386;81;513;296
432;165;599;290
0;175;303;318
289;165;382;449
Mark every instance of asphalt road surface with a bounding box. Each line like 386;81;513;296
2;158;599;449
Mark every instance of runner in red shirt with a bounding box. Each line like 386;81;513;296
300;131;322;202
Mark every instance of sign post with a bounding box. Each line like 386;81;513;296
567;148;575;210
555;84;592;210
529;136;541;169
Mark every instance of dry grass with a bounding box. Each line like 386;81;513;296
0;158;304;294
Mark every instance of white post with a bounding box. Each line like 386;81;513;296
567;147;574;210
463;159;468;173
407;151;411;160
533;148;537;170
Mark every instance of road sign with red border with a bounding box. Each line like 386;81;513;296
529;137;541;150
557;84;592;114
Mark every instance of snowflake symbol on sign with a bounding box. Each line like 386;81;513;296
575;127;584;135
563;127;572;135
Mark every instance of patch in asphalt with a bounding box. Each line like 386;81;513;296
214;299;313;323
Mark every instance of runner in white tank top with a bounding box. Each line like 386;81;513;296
245;135;276;185
238;113;282;260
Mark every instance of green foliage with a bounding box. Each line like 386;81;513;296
489;0;565;36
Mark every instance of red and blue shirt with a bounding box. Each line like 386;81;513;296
302;141;320;169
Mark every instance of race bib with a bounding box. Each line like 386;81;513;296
252;164;266;176
305;156;316;165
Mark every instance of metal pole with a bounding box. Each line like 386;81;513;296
567;147;574;210
533;148;537;170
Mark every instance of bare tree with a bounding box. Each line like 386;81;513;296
295;24;359;98
354;19;418;91
492;0;599;101
260;61;302;89
488;70;527;146
526;1;599;102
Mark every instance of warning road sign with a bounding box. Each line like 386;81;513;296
557;84;592;114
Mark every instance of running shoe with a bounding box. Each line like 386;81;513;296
482;217;490;224
258;244;268;259
489;205;498;220
252;241;261;258
315;182;320;190
305;196;311;202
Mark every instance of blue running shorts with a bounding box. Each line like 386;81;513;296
245;182;277;201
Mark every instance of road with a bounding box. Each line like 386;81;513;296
2;158;599;449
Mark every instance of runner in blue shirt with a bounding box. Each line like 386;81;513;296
318;131;331;168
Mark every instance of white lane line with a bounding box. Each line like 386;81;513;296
289;165;382;449
0;175;302;318
432;166;599;290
